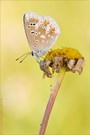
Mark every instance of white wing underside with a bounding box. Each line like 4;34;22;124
23;12;61;57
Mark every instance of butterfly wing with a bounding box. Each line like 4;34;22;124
23;12;61;57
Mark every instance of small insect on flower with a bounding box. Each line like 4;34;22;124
23;12;61;60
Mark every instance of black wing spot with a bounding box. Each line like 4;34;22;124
31;31;35;35
27;25;31;28
35;32;38;35
35;40;39;43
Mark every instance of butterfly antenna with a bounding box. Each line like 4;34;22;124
20;53;29;63
16;52;32;63
16;52;30;61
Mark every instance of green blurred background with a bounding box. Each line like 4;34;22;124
1;1;90;135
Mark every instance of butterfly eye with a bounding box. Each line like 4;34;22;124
30;23;33;25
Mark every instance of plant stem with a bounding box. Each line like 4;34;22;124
39;67;66;135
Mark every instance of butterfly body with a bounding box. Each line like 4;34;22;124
23;12;61;59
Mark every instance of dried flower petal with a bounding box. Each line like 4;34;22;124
72;58;85;74
67;59;76;69
40;60;52;78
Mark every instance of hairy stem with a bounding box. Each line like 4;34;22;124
39;67;66;135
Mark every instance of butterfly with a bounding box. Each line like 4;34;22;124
16;12;61;63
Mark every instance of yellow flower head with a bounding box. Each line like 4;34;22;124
39;48;85;78
45;48;83;61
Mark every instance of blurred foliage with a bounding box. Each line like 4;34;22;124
1;0;90;135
